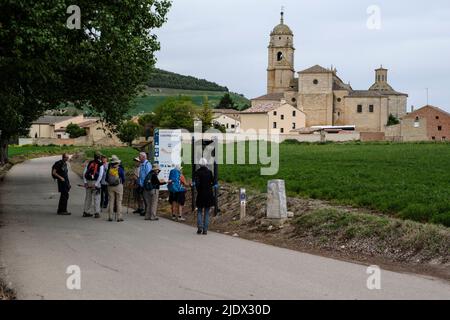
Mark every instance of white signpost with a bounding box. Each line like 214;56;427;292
153;129;182;191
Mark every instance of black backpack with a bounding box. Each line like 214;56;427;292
51;160;62;180
143;171;154;191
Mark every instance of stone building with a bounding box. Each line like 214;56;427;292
386;105;450;141
246;11;408;133
240;100;306;134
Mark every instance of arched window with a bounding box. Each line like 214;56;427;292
277;52;283;61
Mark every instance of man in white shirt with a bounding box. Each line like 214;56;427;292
82;151;105;218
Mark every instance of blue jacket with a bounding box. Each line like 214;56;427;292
138;160;151;187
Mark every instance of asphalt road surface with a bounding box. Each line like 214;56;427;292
0;156;449;300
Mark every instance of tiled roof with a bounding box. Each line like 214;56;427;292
32;116;75;125
77;119;99;128
347;90;385;98
404;105;450;119
241;103;279;114
252;92;284;101
299;65;332;74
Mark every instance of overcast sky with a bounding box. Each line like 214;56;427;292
155;0;450;112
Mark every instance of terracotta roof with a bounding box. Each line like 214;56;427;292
403;105;450;119
78;119;99;128
299;65;332;74
241;103;280;114
252;92;284;101
32;116;75;125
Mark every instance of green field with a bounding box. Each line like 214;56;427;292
9;142;450;227
8;145;84;158
214;141;450;227
130;88;250;115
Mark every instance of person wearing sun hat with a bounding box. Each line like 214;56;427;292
132;156;145;214
143;163;166;221
106;155;126;222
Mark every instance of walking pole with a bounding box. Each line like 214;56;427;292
126;183;132;215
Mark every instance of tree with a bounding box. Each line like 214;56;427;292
217;93;236;110
117;121;142;146
0;0;171;164
197;96;213;132
153;97;197;131
387;114;400;126
138;113;156;139
65;123;86;138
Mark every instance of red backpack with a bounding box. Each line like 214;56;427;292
84;160;100;181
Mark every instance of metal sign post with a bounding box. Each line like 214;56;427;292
240;188;246;220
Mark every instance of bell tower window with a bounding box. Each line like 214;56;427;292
277;52;283;61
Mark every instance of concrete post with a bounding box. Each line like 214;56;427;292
266;180;287;219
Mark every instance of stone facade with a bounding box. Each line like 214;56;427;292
250;11;408;134
240;101;306;134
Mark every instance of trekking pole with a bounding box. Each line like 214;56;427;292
126;183;132;215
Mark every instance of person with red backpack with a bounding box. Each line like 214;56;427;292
82;151;104;218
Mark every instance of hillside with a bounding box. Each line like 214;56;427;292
147;68;228;92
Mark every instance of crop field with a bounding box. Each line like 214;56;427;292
215;141;450;227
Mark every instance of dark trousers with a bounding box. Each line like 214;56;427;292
58;191;69;213
101;184;109;209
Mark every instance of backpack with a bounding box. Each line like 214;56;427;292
168;169;183;193
51;160;62;180
84;160;100;181
143;171;154;191
106;165;121;186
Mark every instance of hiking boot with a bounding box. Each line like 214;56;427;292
83;212;93;218
133;209;142;214
150;217;159;221
178;216;186;222
57;212;71;216
108;218;113;222
197;228;203;235
117;219;124;222
172;215;177;221
202;230;208;235
94;213;100;219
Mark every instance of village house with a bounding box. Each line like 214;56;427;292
386;105;450;142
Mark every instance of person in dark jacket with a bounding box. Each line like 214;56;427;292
144;163;166;221
52;153;71;215
194;158;215;235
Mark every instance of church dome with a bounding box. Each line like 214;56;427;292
271;23;293;36
270;11;293;36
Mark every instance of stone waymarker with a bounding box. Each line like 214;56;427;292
266;179;287;220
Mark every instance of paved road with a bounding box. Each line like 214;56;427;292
0;156;449;300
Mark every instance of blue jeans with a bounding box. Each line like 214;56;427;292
197;207;210;232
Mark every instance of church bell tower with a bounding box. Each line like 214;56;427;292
267;9;295;94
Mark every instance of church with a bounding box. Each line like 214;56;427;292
245;11;408;133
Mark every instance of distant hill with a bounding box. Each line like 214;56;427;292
147;68;229;92
130;88;249;116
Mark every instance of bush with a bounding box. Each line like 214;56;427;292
66;123;86;138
